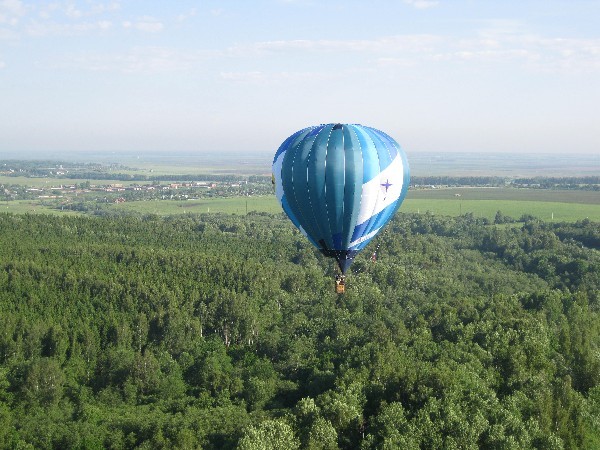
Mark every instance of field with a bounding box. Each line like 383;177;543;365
0;175;141;188
93;188;600;222
403;188;600;221
408;187;600;204
6;150;600;177
401;199;600;222
4;188;598;222
108;196;281;215
1;200;80;216
125;153;272;176
407;152;600;177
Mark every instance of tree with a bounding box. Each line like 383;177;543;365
238;419;300;450
22;357;65;406
366;402;417;449
305;417;338;450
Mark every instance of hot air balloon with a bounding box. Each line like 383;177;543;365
272;123;410;292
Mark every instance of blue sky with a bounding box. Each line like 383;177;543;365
1;0;599;155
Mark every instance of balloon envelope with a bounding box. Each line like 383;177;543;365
273;123;409;273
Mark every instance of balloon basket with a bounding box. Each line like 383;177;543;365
335;275;346;295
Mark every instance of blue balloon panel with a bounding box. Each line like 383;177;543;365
273;123;410;274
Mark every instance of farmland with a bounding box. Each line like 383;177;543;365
403;187;600;222
3;188;599;222
107;188;600;222
2;157;599;222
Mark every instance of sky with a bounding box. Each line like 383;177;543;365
1;0;599;156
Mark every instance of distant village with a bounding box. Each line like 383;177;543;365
2;160;598;208
1;161;272;206
21;181;220;201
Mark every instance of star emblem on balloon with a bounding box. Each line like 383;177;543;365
381;179;392;192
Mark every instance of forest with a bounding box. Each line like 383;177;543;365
0;210;599;449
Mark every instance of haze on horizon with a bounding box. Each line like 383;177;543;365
1;1;599;156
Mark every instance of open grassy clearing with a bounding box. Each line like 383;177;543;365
408;187;600;205
106;153;273;176
108;196;282;215
104;196;600;222
129;164;271;177
0;175;141;187
401;199;600;222
3;190;598;222
407;152;600;177
1;200;80;216
0;172;264;186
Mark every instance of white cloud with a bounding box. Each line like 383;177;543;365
25;19;113;36
123;16;163;33
0;27;17;39
404;0;439;9
220;71;263;82
97;20;111;30
176;8;197;22
34;1;121;21
227;35;441;57
0;0;26;25
56;46;203;73
228;32;600;74
119;46;188;72
63;1;120;19
375;57;417;68
451;26;600;72
220;70;334;84
37;3;60;20
65;3;83;19
2;1;119;36
537;37;600;72
90;1;121;15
